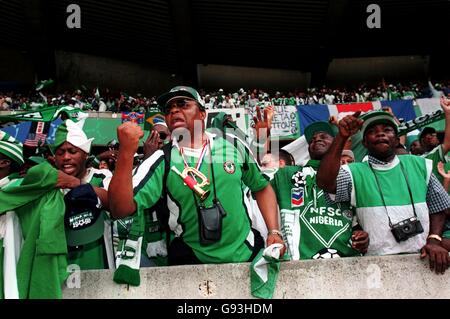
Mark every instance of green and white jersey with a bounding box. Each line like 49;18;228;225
82;167;112;188
344;155;431;256
132;131;268;264
271;161;359;260
423;144;450;189
67;167;113;270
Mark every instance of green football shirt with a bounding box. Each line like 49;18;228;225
133;131;268;264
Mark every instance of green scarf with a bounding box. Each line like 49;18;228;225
113;210;145;287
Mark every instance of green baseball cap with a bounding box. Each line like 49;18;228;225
360;110;398;136
304;121;338;144
156;86;205;113
64;184;105;247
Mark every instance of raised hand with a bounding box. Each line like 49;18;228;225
338;111;364;138
143;130;160;159
253;105;274;139
440;96;450;114
437;161;450;180
117;122;144;154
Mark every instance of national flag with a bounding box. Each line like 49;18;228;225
378;100;416;122
24;121;49;147
297;102;375;135
144;112;165;130
121;112;144;124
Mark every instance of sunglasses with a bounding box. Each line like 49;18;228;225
157;132;168;140
164;98;196;114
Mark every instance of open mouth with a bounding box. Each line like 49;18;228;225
62;164;76;175
374;139;389;145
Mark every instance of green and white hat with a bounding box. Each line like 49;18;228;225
360;110;398;136
0;131;24;165
53;119;94;154
156;86;205;112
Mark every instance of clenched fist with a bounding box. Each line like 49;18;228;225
338;111;364;138
117;122;144;154
441;96;450;114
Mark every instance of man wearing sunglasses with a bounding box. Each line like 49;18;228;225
109;86;285;266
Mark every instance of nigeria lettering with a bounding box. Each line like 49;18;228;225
309;215;344;227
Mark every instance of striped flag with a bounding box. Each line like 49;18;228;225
24;121;48;147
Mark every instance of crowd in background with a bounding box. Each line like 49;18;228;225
1;80;449;113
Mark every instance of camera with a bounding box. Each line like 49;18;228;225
391;217;424;242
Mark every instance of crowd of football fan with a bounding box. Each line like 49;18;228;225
1;82;450;299
1;80;449;112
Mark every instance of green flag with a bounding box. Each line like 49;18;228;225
250;244;283;299
0;105;87;127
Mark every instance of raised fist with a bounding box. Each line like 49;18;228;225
338;111;364;138
117;122;144;154
440;96;450;114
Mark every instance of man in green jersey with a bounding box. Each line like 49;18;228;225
109;86;285;265
271;121;368;260
317;110;450;274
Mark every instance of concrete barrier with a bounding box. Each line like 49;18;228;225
63;254;450;299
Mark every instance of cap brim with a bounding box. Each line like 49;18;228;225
156;91;198;111
304;122;337;143
419;127;436;140
362;118;398;136
66;211;105;247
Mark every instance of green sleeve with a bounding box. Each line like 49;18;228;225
0;162;58;213
133;155;165;212
235;137;268;193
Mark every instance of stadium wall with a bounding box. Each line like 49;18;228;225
55;51;182;95
197;64;311;92
63;254;449;299
326;55;429;87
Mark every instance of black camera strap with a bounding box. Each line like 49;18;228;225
369;160;418;228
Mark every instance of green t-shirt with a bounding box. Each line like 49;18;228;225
271;160;359;260
132;132;268;264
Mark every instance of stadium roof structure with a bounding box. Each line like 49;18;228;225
1;0;449;85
